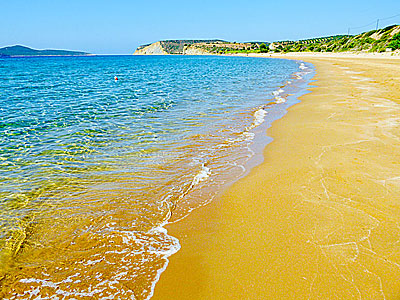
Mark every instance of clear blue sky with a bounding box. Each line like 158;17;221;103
1;0;400;54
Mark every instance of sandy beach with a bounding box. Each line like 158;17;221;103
152;54;400;299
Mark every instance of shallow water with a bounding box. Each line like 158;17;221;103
0;55;311;299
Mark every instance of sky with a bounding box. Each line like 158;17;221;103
1;0;400;54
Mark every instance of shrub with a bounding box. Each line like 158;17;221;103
259;43;268;53
362;44;371;50
370;44;379;52
347;41;356;48
363;37;375;44
388;33;400;50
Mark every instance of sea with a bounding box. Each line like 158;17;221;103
0;55;313;299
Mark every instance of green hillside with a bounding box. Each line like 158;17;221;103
0;45;89;57
136;25;400;55
193;41;270;54
270;25;400;53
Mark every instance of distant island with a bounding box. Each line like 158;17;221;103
0;45;89;57
134;25;400;55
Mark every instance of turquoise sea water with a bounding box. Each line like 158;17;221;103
0;55;312;299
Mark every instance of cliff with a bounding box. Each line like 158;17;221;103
134;40;267;55
182;45;213;55
134;40;228;55
134;42;168;55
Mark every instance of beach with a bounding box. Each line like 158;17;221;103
0;56;307;299
152;55;400;299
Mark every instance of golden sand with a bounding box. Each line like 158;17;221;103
152;56;400;299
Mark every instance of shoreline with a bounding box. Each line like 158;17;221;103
152;55;400;299
0;55;310;299
229;50;400;60
132;50;400;59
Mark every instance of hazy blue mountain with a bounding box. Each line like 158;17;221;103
0;45;89;56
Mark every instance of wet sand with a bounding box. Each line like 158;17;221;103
152;56;400;299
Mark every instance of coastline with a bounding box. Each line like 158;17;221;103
152;55;400;299
0;55;307;299
230;50;400;59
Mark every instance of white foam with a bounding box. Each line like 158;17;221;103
143;226;181;300
192;164;211;186
345;70;363;74
17;219;181;300
272;88;284;96
299;63;307;70
275;96;286;104
241;131;255;140
253;108;267;127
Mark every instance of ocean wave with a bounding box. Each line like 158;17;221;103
272;88;284;96
192;164;211;186
275;96;286;104
144;226;181;300
241;131;255;140
252;108;268;128
293;62;312;80
299;62;308;70
14;224;181;300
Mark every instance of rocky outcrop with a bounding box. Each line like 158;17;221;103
182;45;212;55
133;40;270;55
133;40;225;55
133;42;213;55
133;42;168;55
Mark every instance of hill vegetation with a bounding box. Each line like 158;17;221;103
270;25;400;53
134;25;400;55
135;40;227;54
134;40;270;55
0;45;89;57
190;41;270;54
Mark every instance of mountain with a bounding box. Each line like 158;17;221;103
0;45;89;57
134;25;400;55
134;40;269;55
